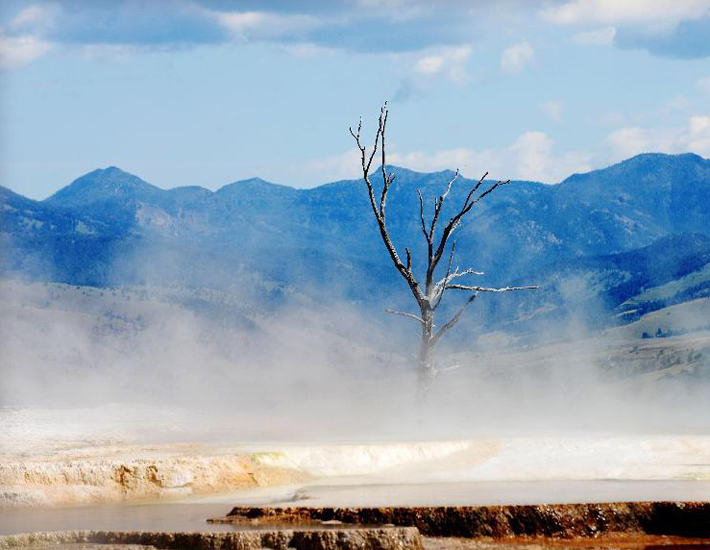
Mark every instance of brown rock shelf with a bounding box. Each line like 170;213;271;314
217;503;710;539
0;526;423;550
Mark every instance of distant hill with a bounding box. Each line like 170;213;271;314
496;232;710;335
45;166;165;208
2;153;710;338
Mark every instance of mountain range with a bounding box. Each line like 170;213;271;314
2;152;710;340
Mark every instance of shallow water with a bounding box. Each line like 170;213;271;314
200;479;710;507
0;503;235;535
2;479;710;536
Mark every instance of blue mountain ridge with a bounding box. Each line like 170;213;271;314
2;153;709;335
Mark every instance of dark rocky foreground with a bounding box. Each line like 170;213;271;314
2;503;708;550
217;503;710;539
0;527;422;550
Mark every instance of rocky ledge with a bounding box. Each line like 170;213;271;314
218;502;710;539
0;452;307;509
0;527;423;550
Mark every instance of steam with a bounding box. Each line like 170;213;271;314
1;248;708;445
1;217;709;445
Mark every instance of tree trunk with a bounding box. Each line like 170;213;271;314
417;310;435;406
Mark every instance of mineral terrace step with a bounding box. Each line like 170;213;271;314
0;527;423;550
215;502;710;539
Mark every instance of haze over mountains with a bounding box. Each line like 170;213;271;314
2;152;710;339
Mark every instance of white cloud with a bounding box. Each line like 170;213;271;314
394;45;473;101
500;41;534;73
541;0;710;31
606;115;710;160
354;0;428;20
509;131;594;182
510;131;555;180
414;55;444;75
304;130;594;185
539;101;563;122
412;45;472;83
666;95;691;110
387;132;593;183
606;127;677;158
543;0;710;58
302;148;364;182
572;26;616;45
687;115;710;152
0;28;53;69
214;10;321;41
281;43;337;58
11;4;58;31
389;147;492;175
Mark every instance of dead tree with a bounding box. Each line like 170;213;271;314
350;104;537;401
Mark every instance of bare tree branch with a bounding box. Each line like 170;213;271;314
350;103;425;307
450;268;486;279
429;169;459;242
434;363;463;375
434;267;485;291
460;172;489;213
444;284;539;292
351;103;537;402
416;190;429;242
426;172;498;287
349;114;381;178
385;308;425;325
431;293;478;346
379;108;392;219
431;241;456;309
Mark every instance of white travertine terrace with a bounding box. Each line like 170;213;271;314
2;406;709;509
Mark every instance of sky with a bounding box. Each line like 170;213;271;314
1;0;709;199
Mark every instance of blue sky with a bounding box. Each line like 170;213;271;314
1;0;709;199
